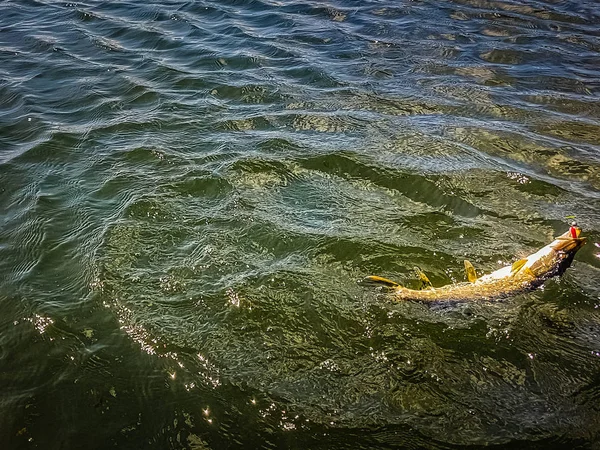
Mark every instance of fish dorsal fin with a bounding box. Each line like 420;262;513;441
363;275;401;288
464;260;477;283
511;258;528;273
414;267;433;290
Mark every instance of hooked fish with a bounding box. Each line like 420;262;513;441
365;225;586;301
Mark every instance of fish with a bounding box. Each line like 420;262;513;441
364;226;586;302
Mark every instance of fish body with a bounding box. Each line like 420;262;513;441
366;228;586;302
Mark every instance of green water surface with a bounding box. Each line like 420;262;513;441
1;0;600;448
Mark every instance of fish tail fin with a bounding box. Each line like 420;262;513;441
362;275;401;288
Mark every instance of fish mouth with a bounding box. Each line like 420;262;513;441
573;236;587;252
553;227;587;254
553;236;587;254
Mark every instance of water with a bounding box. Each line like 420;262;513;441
1;0;600;448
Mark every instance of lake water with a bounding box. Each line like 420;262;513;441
1;0;600;448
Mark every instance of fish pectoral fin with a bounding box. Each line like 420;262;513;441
511;258;528;273
414;267;433;290
464;260;478;283
363;275;401;288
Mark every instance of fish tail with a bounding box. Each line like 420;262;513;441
362;275;401;288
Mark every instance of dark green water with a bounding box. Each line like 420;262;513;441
2;0;600;448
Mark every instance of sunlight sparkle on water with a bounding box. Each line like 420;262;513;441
26;314;54;335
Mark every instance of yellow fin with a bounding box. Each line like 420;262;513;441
363;275;401;288
511;258;527;273
464;260;477;283
414;267;433;290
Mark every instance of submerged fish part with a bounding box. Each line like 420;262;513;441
365;228;586;302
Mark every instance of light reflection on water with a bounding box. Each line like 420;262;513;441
1;0;600;448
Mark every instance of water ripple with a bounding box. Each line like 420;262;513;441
1;0;600;447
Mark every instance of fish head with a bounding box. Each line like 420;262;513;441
527;227;586;280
